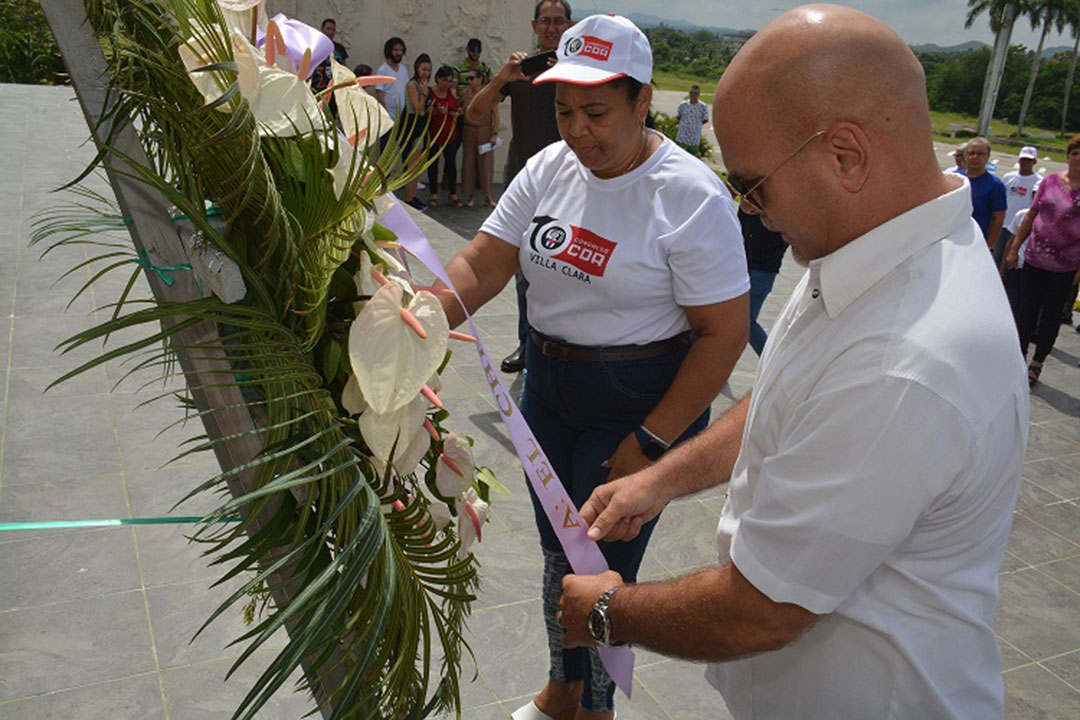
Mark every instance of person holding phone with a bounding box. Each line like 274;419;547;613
465;0;575;375
441;15;749;719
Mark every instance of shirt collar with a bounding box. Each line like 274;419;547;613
817;174;971;319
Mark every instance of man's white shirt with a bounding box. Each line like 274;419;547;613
1002;170;1041;220
708;176;1029;719
374;61;410;121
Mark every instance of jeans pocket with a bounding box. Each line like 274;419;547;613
598;352;684;402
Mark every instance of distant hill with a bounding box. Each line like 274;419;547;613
911;40;988;54
624;12;751;38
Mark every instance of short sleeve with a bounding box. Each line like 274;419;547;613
664;194;749;306
478;162;539;248
730;373;973;614
992;179;1008;213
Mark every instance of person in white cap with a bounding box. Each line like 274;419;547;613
996;145;1042;263
436;13;749;720
560;5;1027;720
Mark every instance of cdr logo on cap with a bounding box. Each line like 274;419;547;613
566;35;613;62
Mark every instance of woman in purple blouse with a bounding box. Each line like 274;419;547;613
1005;134;1080;385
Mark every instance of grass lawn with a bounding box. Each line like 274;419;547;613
929;110;1074;162
653;70;717;103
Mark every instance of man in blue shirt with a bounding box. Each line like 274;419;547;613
962;137;1007;250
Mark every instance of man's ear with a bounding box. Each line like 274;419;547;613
826;123;871;193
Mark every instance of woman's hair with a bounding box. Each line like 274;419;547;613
607;76;643;104
435;65;456;81
412;53;431;82
1067;134;1080;156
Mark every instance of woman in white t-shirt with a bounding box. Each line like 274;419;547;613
437;16;749;720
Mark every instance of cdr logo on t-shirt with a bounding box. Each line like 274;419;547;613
530;215;617;277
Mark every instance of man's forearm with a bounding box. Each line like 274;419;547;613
650;392;751;501
607;562;816;661
465;78;503;125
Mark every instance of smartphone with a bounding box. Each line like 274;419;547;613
520;50;557;77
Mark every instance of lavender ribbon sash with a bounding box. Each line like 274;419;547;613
379;200;635;698
256;13;333;80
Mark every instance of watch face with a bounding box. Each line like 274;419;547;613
587;608;607;644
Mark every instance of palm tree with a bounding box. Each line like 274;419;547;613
1017;0;1074;137
967;0;1025;135
1060;2;1080;134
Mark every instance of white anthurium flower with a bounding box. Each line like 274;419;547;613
230;30;325;137
352;252;412;314
178;32;229;109
427;500;453;531
435;433;474;498
427;371;442;395
332;60;394;144
349;283;449;414
357;393;431;475
456;487;489;558
341;374;367;416
217;0;267;36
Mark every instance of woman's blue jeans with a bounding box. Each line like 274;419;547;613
519;334;709;711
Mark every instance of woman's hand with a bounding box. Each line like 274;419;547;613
1004;247;1019;269
602;432;653;482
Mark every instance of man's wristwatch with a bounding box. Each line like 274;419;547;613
587;586;627;647
634;424;670;462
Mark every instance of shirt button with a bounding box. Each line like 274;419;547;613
812;289;820;299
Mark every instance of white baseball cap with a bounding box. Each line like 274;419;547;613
533;14;652;86
1019;146;1038;159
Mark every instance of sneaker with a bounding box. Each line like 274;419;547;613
406;197;427;212
417;182;427;190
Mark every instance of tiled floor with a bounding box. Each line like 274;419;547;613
1;83;1078;719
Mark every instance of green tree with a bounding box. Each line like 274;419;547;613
1060;2;1080;134
966;0;1027;134
1016;0;1076;136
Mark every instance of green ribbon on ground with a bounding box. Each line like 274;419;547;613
132;247;192;287
0;515;241;531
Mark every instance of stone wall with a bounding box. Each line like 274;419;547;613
269;0;539;183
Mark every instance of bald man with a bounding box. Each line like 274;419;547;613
557;5;1028;718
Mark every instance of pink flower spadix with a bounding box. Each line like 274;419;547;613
420;384;444;409
399;307;427;339
410;284;456;297
435;433;474;497
423;418;440;441
462;500;483;542
349;283;448;414
448;330;477;343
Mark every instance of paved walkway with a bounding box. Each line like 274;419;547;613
1;84;1078;719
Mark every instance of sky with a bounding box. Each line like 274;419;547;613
582;1;1077;49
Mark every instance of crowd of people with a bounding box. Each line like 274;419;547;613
951;137;1080;385
307;3;1074;720
308;21;499;211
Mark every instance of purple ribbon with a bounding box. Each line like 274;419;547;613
379;198;635;698
256;13;332;80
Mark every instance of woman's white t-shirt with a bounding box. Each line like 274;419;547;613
480;134;749;346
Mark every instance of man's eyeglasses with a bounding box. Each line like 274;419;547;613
536;16;570;27
722;129;826;214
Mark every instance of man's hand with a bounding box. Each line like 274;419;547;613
558;570;624;648
580;468;668;542
497;51;529;84
601;433;652;483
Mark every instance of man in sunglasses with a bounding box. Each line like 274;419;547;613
558;5;1028;719
465;0;573;374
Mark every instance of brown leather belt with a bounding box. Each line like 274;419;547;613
529;330;692;364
